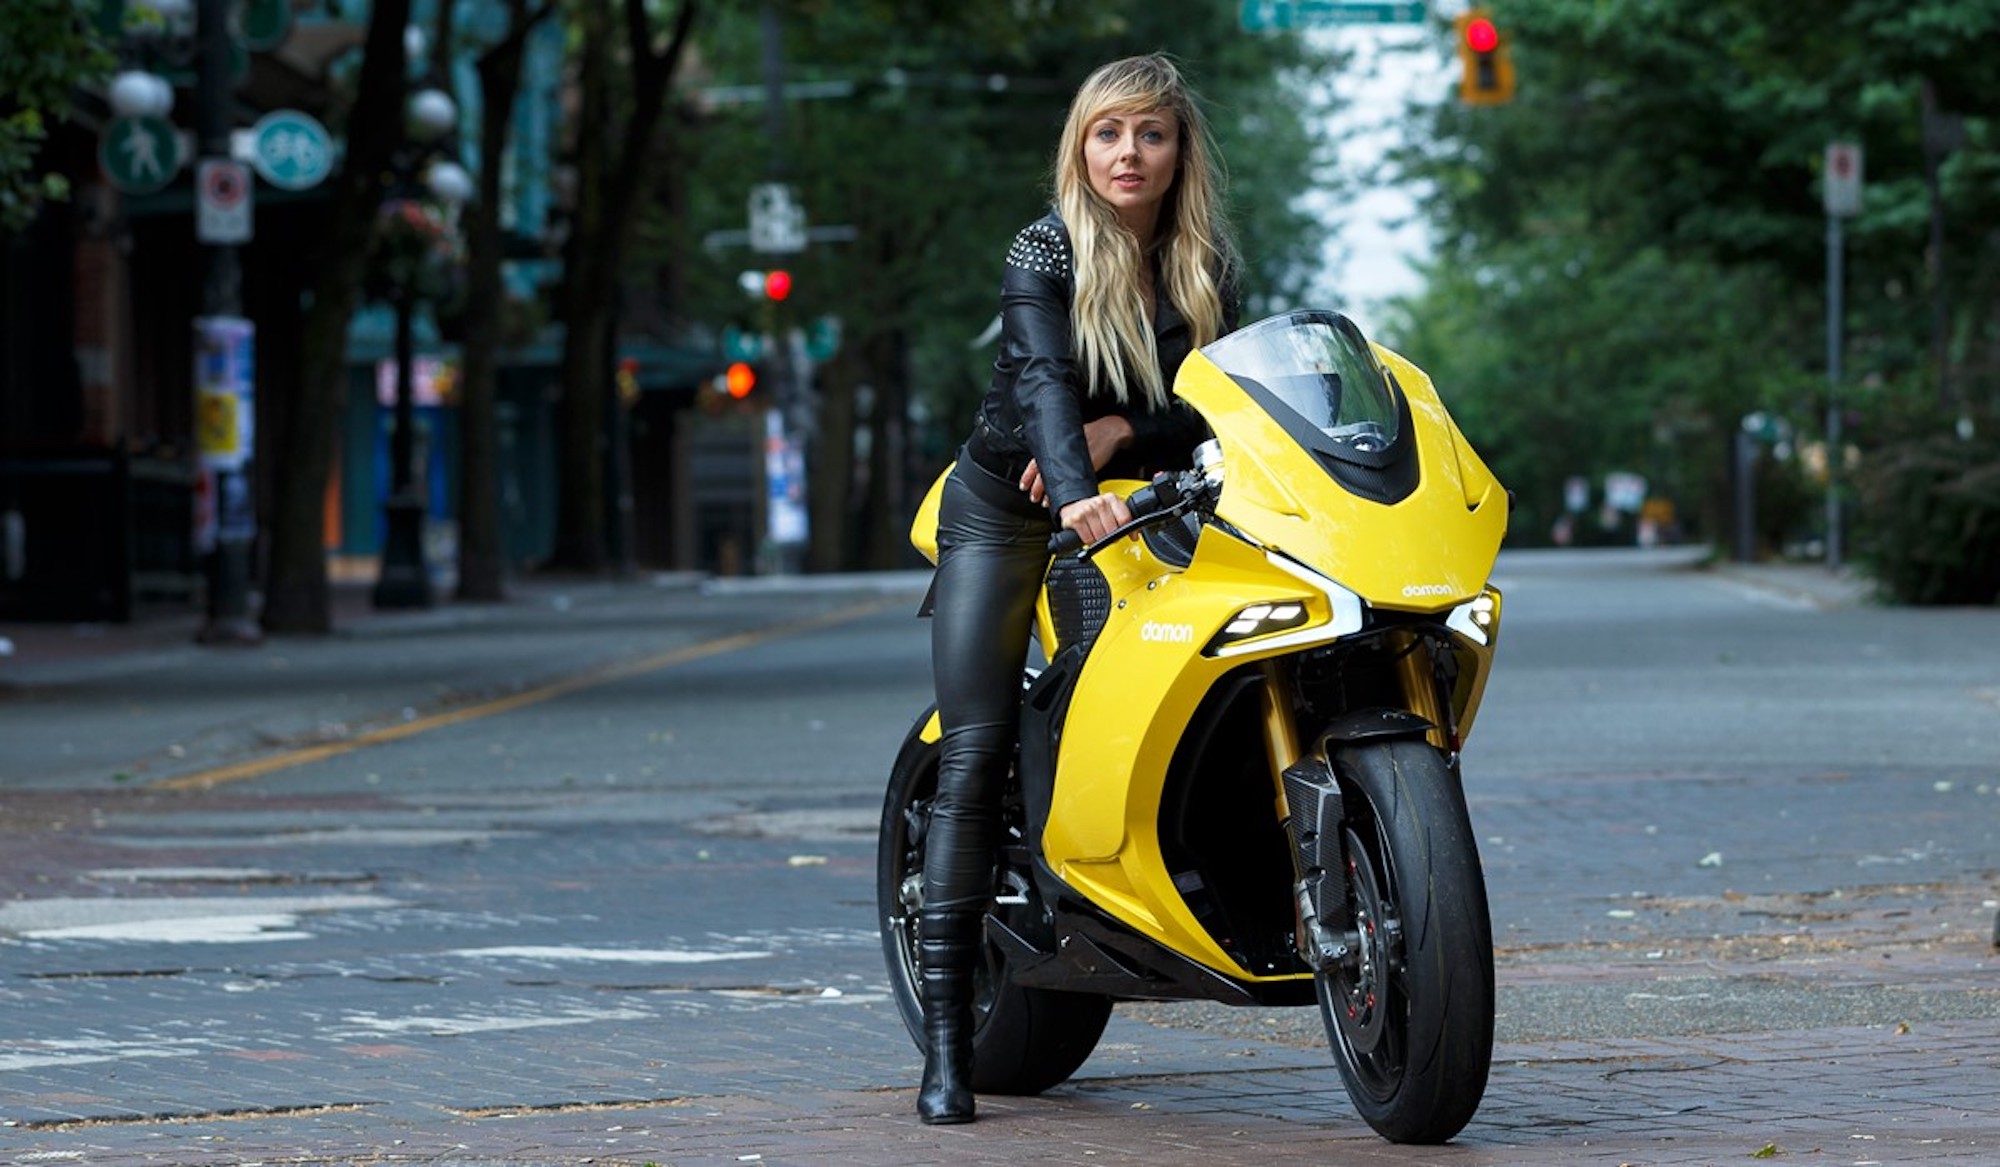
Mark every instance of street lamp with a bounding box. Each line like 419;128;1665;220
371;83;465;610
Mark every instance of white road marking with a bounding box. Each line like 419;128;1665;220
447;945;773;964
0;894;397;943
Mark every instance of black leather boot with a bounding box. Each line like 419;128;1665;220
916;908;979;1124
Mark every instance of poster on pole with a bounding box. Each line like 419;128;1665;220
764;410;809;546
194;316;255;473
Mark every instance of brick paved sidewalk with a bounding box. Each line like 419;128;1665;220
8;1015;1996;1166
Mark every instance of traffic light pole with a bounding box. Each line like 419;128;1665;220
194;0;260;645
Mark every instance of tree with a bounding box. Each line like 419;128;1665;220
261;0;415;633
455;0;556;601
661;0;1344;570
543;0;699;573
1386;0;2000;555
0;0;113;237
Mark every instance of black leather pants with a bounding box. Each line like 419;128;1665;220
922;458;1052;914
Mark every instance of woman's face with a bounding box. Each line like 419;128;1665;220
1082;107;1180;238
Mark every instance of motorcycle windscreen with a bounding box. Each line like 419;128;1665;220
1176;311;1507;610
1200;311;1405;478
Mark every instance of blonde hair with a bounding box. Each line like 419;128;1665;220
1054;54;1234;409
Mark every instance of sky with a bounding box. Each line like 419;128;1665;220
1303;21;1455;321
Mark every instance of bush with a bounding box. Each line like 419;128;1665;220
1852;424;2000;606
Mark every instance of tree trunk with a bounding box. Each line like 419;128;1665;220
545;0;612;572
862;328;912;569
456;1;549;600
808;349;857;572
545;0;697;573
260;0;410;634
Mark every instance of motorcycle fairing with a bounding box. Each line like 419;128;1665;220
1175;316;1508;613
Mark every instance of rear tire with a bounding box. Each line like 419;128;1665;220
1319;739;1493;1143
876;710;1112;1095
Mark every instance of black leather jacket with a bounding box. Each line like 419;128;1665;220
969;209;1238;514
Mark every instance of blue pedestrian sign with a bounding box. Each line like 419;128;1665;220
249;110;334;191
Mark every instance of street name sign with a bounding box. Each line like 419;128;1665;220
722;325;766;363
1240;0;1427;30
748;183;807;253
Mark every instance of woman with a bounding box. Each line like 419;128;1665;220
916;53;1240;1125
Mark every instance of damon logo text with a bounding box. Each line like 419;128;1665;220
1140;621;1196;644
1402;583;1456;598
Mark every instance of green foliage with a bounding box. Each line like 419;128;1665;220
653;0;1344;432
1385;0;2000;583
0;0;115;234
1852;414;2000;604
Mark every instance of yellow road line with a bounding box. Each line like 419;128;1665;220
153;597;895;792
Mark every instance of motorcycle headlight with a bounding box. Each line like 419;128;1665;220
1445;587;1501;647
1209;600;1311;649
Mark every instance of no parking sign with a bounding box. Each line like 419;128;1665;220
196;159;253;244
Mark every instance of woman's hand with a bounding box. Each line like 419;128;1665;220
1057;491;1134;546
1019;415;1136;505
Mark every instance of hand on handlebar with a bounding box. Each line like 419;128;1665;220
1058;491;1133;547
1046;472;1204;555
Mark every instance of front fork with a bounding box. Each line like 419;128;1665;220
1260;661;1355;973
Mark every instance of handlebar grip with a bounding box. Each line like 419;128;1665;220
1046;473;1190;556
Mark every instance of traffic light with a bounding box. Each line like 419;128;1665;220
1456;9;1515;106
737;269;794;302
724;361;757;399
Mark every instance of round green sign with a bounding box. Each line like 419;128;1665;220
100;115;181;195
249;110;334;191
241;0;292;50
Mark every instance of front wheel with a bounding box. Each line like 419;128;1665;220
1320;739;1494;1144
876;709;1111;1095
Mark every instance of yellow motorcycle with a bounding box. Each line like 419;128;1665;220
879;310;1509;1143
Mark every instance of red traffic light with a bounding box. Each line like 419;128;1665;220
1456;9;1515;105
764;270;793;301
725;361;757;398
1464;16;1499;53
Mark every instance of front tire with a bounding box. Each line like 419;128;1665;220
1320;739;1494;1143
876;710;1111;1095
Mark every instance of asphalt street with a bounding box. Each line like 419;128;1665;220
1;549;1996;1166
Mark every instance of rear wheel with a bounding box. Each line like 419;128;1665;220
876;710;1111;1094
1319;739;1493;1143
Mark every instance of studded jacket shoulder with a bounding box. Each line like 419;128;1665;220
973;209;1235;515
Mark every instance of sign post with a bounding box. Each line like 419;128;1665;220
1823;141;1862;570
192;0;258;643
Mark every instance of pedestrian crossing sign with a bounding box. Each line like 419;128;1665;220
101;115;181;195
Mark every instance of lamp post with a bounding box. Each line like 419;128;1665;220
371;83;466;609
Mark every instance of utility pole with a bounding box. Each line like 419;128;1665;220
756;0;808;574
194;0;260;644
